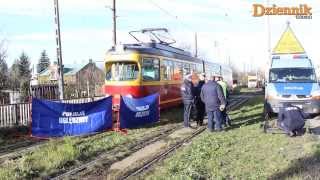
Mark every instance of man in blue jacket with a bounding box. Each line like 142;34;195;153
181;74;195;128
278;103;308;136
200;75;226;132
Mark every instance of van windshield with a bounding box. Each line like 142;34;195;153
106;62;139;81
269;68;316;83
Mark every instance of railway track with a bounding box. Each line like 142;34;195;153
121;97;249;179
51;95;251;179
50;124;182;179
0;139;47;164
0;131;114;164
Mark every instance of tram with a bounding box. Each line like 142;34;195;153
104;28;233;108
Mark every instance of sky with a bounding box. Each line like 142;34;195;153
0;0;319;72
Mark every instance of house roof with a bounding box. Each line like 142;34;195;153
38;63;87;76
64;64;86;75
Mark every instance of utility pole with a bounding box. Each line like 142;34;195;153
266;0;271;62
194;32;198;58
112;0;117;46
54;0;64;100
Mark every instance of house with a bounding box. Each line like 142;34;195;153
35;59;105;98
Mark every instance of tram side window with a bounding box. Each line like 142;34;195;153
162;60;174;80
142;57;160;81
173;61;183;80
190;64;196;74
183;63;191;77
196;64;203;73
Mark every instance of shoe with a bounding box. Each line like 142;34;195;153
288;131;296;137
184;125;192;129
196;122;203;127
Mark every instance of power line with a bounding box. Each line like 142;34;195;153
148;0;178;20
148;0;193;30
147;0;233;63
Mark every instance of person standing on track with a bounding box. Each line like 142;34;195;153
194;73;206;126
217;76;231;127
200;75;226;132
181;74;195;128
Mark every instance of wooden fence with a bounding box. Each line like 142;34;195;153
0;96;105;128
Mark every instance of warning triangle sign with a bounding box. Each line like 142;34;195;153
273;24;305;54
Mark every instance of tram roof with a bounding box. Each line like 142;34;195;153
108;43;203;63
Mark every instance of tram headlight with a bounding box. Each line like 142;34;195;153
125;94;133;98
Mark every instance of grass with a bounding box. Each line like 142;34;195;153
0;107;184;179
145;96;320;179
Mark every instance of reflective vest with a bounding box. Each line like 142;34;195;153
217;80;227;98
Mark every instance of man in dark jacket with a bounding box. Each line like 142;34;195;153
277;103;308;136
217;77;231;127
194;73;206;126
200;75;226;131
181;74;195;128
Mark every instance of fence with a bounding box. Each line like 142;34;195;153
0;96;105;128
0;103;30;127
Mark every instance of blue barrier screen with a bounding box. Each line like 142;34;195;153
31;97;112;137
120;93;159;129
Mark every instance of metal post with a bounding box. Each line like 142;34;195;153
194;32;198;58
266;0;271;62
112;0;117;46
54;0;64;100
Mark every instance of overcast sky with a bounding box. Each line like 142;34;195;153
0;0;319;71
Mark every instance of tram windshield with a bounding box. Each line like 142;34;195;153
106;62;139;81
269;68;316;83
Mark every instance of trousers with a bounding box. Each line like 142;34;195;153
221;109;231;126
195;99;205;125
207;110;222;131
183;102;193;127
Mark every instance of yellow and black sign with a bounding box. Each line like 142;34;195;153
273;24;305;54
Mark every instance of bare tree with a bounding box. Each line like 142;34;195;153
0;39;8;89
0;39;7;62
0;39;9;103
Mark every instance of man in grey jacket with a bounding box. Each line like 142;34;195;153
181;74;195;128
200;75;226;132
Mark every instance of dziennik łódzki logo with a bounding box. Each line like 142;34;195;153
252;4;312;19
